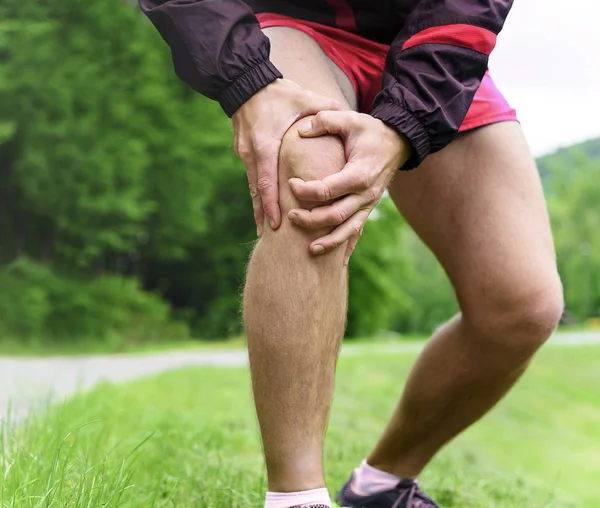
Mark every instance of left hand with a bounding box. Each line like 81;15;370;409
288;111;412;265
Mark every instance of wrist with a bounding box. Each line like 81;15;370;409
222;60;282;118
370;102;429;170
382;123;413;170
233;78;287;120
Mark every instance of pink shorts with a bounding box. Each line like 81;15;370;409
258;13;517;132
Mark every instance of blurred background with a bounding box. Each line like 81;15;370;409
0;0;599;353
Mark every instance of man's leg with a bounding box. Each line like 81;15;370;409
365;121;564;479
243;27;357;495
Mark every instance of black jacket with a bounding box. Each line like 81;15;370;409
140;0;514;168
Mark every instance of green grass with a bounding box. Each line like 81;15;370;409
0;326;593;357
2;345;599;507
0;335;428;357
0;337;248;357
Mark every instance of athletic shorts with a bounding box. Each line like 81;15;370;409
257;13;518;133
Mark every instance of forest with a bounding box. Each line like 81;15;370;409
1;0;598;346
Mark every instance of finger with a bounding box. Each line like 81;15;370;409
288;194;365;230
310;209;370;256
255;140;282;230
252;190;265;238
297;110;359;138
298;91;346;116
245;157;264;237
344;234;360;266
288;162;372;202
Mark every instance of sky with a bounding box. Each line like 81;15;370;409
489;0;600;156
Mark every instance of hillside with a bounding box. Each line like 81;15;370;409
537;137;600;187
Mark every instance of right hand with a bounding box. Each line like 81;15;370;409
232;79;344;237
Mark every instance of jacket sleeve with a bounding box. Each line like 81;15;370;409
371;0;514;169
139;0;282;117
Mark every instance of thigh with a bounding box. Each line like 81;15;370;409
388;122;560;316
263;27;357;111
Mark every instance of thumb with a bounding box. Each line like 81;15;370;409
298;111;351;138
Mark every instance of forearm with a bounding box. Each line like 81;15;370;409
139;0;282;115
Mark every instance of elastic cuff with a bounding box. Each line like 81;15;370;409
371;102;430;170
218;60;282;117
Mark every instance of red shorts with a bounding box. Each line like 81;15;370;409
258;13;517;133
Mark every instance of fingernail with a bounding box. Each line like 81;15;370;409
313;244;325;254
298;120;312;135
288;212;298;223
268;216;275;229
344;256;349;266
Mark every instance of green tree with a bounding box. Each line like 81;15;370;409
547;154;600;320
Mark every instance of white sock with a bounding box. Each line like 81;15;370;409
350;459;403;496
264;487;331;508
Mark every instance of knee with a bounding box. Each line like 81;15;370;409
464;273;564;357
254;118;346;255
278;117;345;212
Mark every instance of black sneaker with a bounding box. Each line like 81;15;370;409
336;473;440;507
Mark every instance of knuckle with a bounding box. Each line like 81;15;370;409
257;176;273;192
335;208;348;224
356;172;370;190
327;238;340;250
253;138;277;159
236;142;250;158
318;185;332;201
248;185;259;199
251;134;268;149
368;186;381;203
351;222;362;235
314;111;327;124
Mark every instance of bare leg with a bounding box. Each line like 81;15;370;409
367;122;564;478
243;28;357;492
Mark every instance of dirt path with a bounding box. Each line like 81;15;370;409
1;331;598;420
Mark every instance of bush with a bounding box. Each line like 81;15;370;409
0;258;188;345
0;260;52;338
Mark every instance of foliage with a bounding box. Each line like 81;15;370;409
545;154;600;320
0;258;187;345
347;197;413;337
0;0;235;340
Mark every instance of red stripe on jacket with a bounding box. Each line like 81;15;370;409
402;24;497;54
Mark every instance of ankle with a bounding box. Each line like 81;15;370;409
350;459;408;496
267;468;325;494
365;456;420;481
268;479;326;493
